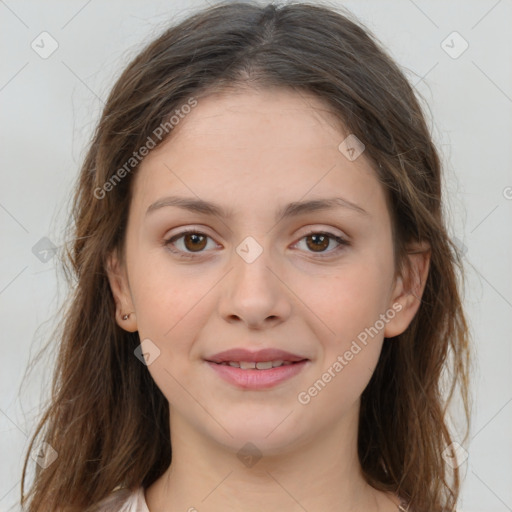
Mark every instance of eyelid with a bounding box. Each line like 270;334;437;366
296;224;349;240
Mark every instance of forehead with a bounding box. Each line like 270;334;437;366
131;87;386;220
168;86;346;148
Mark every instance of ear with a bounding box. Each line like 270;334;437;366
384;242;431;338
105;250;138;332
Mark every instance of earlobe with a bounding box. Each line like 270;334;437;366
106;252;138;332
384;242;431;338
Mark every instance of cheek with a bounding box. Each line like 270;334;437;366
128;257;215;407
298;251;393;393
296;262;391;410
297;340;383;421
127;251;229;401
128;245;205;335
305;255;394;341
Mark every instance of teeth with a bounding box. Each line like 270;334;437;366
219;360;294;369
256;361;273;370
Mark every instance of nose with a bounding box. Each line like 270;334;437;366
218;239;292;329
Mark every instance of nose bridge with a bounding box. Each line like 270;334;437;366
232;234;276;295
218;234;291;326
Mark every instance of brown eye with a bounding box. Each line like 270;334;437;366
305;233;330;252
164;230;216;257
182;233;207;252
295;231;349;256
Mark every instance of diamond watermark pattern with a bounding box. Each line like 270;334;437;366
442;441;469;469
338;134;365;161
134;338;161;366
31;31;59;59
237;442;262;468
452;236;468;258
32;237;58;263
441;31;469;59
31;441;58;468
236;236;263;264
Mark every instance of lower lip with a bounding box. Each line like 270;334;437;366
206;360;309;389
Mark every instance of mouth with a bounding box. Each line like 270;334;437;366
212;359;305;369
205;350;310;389
206;347;307;364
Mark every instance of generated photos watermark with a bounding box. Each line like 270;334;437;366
297;302;403;405
93;97;198;200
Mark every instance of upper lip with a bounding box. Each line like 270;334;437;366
206;348;308;363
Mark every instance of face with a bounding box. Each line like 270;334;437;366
108;87;425;456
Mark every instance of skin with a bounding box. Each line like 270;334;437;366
107;86;430;512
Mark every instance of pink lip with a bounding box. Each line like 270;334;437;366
206;348;306;364
205;348;310;390
206;360;309;390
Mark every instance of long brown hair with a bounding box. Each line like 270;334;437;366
21;2;472;511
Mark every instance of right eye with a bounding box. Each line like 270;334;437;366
164;229;219;258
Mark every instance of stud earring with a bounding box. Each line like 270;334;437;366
122;313;130;320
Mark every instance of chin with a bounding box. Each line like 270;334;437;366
204;409;309;455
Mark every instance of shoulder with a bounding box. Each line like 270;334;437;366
89;486;148;512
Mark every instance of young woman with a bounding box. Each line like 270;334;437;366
21;2;472;511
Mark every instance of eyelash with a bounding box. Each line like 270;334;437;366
163;228;349;259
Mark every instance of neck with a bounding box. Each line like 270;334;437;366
145;403;398;512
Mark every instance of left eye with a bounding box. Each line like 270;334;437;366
164;230;348;257
294;231;349;255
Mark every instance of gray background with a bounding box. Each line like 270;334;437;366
1;1;511;511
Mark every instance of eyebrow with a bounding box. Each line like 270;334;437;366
145;195;368;221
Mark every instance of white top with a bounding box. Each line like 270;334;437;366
96;486;150;512
119;487;150;512
107;486;409;511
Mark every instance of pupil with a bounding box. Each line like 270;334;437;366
309;234;328;252
185;233;206;251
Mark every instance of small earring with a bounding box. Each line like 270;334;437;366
122;313;130;320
